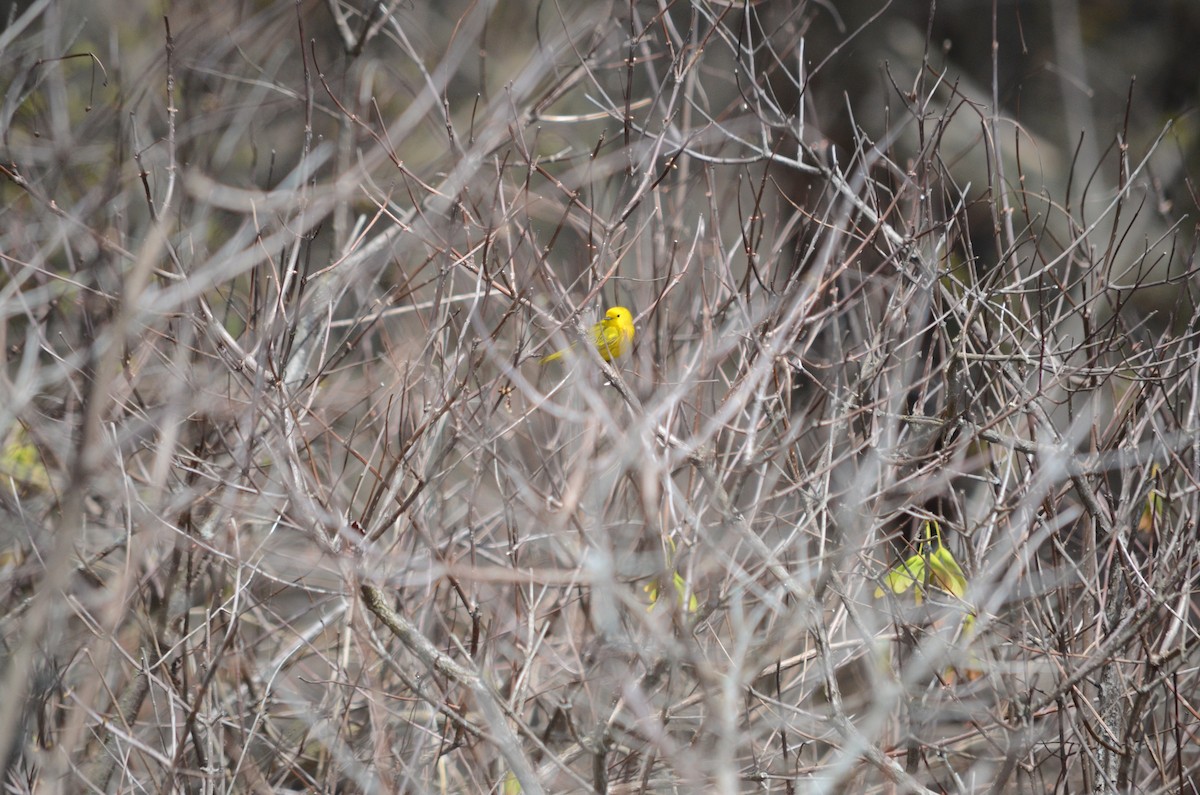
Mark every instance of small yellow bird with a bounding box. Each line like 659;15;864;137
540;306;635;364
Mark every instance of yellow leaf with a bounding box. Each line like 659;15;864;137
644;571;698;613
877;522;981;683
928;544;967;598
0;424;52;492
645;535;698;613
961;610;976;635
875;521;968;602
874;553;927;598
1138;463;1164;534
673;571;699;613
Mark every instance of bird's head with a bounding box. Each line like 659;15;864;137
606;306;632;323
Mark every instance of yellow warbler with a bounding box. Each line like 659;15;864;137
540;306;635;364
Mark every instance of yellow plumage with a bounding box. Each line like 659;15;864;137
540;306;635;364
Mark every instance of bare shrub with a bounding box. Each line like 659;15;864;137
1;1;1198;792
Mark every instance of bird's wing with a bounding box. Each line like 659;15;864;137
596;321;624;357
